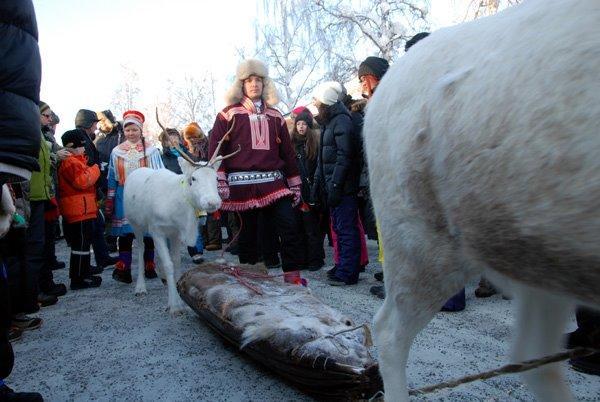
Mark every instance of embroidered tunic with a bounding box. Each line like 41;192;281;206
107;141;164;235
209;97;301;211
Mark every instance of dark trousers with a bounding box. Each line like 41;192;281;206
40;217;57;292
25;201;44;302
330;195;361;283
258;211;280;265
298;208;325;267
577;308;600;344
0;263;14;380
205;214;221;246
2;228;37;314
92;212;110;266
225;212;240;249
238;198;305;272
118;234;154;261
65;220;94;280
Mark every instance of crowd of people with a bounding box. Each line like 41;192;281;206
0;2;598;400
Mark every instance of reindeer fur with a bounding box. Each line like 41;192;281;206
124;157;222;314
363;0;600;400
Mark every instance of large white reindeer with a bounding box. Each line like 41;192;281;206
124;110;239;314
364;0;600;400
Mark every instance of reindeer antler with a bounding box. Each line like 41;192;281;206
155;107;207;167
209;118;241;165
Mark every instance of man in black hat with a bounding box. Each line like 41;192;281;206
94;110;125;254
69;109;117;270
358;56;390;100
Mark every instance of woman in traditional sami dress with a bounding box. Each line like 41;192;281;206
209;59;307;285
104;110;164;284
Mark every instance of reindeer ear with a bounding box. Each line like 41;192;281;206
177;157;196;176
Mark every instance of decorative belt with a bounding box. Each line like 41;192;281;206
228;170;283;186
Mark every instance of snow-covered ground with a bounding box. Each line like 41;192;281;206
8;238;599;401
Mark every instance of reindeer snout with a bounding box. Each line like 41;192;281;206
204;199;221;213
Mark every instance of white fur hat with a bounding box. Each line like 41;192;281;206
313;81;343;106
224;59;280;107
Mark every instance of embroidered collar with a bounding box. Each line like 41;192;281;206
118;141;145;152
241;96;264;114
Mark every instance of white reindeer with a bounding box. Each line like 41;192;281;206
364;0;600;400
124;113;239;314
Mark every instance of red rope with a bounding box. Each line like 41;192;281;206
219;264;283;295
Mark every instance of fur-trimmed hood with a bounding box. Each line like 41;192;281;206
224;59;280;108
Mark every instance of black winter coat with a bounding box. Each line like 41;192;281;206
95;124;124;192
314;101;361;200
96;124;124;166
0;0;42;176
293;138;318;203
162;148;183;175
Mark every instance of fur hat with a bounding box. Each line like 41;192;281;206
182;122;205;140
122;110;145;130
75;109;100;129
61;129;85;148
313;81;343;106
224;59;280;107
358;56;389;80
39;101;50;114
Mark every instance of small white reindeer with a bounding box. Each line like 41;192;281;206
364;0;600;400
124;112;239;314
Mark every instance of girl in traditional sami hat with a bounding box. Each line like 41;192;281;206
104;110;165;284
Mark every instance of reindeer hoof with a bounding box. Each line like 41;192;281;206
135;287;147;296
167;301;186;316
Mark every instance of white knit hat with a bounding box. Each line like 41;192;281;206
313;81;343;106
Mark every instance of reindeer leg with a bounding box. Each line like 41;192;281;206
153;236;184;315
134;230;147;296
374;221;470;402
511;284;574;402
171;236;181;282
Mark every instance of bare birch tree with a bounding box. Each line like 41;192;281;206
311;0;430;61
460;0;522;20
110;65;141;117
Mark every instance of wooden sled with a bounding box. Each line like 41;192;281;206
177;262;383;400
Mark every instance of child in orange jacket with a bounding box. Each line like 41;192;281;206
58;131;102;290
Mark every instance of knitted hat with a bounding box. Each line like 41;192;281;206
39;101;50;114
51;111;60;124
405;32;430;52
61;129;85;148
313;81;343;106
122;110;145;130
182;122;205;139
292;106;308;117
294;110;314;129
358;56;390;80
75;109;100;129
224;58;280;107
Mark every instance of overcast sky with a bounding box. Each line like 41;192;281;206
33;0;467;136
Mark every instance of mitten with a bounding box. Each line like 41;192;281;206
217;180;230;200
290;184;301;207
